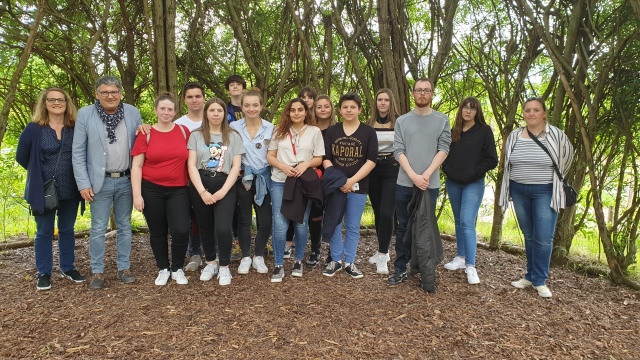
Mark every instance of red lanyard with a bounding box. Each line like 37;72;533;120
288;131;297;156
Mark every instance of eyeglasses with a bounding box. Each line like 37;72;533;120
462;106;477;112
98;90;121;97
46;98;66;104
413;89;433;95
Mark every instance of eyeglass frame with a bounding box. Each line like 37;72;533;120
46;98;67;104
97;90;121;97
413;88;433;95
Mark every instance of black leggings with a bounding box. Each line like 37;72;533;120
141;180;190;272
235;179;272;257
368;158;399;254
189;174;236;267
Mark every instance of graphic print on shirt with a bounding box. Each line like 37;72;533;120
331;135;363;167
203;142;227;171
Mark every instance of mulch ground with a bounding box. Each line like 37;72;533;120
1;233;639;359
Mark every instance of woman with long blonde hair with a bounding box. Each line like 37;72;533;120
16;87;84;290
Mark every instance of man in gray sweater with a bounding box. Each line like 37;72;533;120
388;77;451;285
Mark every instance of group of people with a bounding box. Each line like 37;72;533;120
17;74;573;298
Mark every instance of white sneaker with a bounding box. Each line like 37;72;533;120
511;278;533;289
534;285;552;298
368;252;390;264
444;256;466;270
218;267;232;286
376;257;389;274
200;262;218;281
155;269;170;286
185;255;202;272
252;256;268;274
465;267;480;284
171;269;188;285
238;257;251;274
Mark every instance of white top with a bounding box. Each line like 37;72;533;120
175;115;203;131
268;126;325;183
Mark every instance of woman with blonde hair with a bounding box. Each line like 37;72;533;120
16;87;84;290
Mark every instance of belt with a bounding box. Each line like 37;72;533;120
377;154;394;160
105;169;130;178
198;169;227;178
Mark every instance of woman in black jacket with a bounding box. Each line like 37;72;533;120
442;97;497;284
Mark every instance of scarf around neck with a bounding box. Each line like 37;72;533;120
95;99;125;144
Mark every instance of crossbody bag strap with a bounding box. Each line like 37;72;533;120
526;127;564;181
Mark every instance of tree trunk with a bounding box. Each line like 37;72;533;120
0;0;44;146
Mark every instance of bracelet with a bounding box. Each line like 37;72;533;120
199;189;208;195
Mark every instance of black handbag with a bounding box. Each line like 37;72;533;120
526;128;577;207
43;131;63;212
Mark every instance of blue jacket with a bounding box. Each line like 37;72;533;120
16;123;46;214
320;166;348;243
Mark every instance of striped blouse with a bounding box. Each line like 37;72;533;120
508;136;554;184
499;123;574;212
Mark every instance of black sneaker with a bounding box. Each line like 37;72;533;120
271;266;285;283
322;261;343;277
306;250;320;266
36;274;51;290
325;251;332;265
345;263;364;279
62;269;86;283
283;245;292;259
387;271;407;285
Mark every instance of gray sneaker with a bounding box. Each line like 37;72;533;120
117;269;136;284
291;261;303;277
89;273;104;290
185;255;202;272
271;266;285;283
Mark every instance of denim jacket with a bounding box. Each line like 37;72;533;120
241;164;271;206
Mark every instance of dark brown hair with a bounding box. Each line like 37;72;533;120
451;97;486;143
273;98;315;140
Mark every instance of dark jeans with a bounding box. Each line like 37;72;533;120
393;185;439;274
33;194;81;275
189;174;236;267
236;179;272;257
369;158;399;254
141;180;190;272
187;207;202;256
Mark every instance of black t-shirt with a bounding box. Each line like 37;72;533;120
323;122;378;194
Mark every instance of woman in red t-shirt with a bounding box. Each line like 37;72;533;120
131;93;191;286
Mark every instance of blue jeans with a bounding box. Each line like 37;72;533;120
394;185;439;274
270;182;311;266
509;181;558;287
34;195;81;275
89;176;133;274
446;178;485;266
329;192;367;264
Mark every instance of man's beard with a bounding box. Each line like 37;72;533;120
414;98;430;108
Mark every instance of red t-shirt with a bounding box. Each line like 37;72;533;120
131;125;190;187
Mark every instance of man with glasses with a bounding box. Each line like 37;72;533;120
72;76;142;290
387;77;451;287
